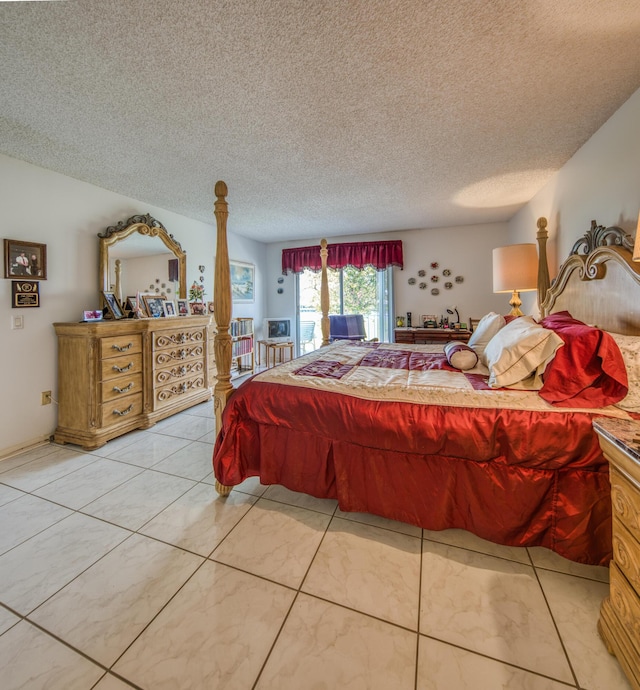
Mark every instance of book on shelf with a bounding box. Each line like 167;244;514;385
230;318;253;337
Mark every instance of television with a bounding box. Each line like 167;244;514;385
263;317;292;342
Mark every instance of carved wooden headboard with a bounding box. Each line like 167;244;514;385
540;221;640;335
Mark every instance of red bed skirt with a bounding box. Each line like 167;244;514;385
213;380;612;565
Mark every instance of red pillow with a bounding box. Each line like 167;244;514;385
539;311;628;407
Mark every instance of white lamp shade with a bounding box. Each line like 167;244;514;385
492;244;538;293
633;212;640;262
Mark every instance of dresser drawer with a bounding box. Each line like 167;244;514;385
100;334;142;359
153;344;205;368
101;353;143;381
153;373;207;409
101;373;143;403
100;393;143;427
613;517;640;595
609;562;640;652
611;466;640;543
153;360;204;387
153;327;205;352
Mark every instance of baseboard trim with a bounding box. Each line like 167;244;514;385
0;435;52;463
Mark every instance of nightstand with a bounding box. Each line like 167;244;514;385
593;416;640;690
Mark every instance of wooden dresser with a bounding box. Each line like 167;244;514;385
54;316;215;449
593;416;640;690
394;328;472;344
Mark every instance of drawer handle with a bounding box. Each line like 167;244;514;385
112;362;133;373
112;382;134;394
111;342;133;352
112;404;134;417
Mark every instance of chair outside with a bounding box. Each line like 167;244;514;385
329;314;367;341
299;320;316;353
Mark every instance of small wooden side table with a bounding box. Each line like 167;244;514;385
257;340;294;368
593;416;640;690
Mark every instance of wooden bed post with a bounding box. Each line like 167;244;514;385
213;181;233;496
536;217;551;310
320;238;330;346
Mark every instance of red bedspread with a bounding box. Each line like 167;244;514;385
213;342;620;565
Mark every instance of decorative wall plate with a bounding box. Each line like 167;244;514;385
430;262;439;269
455;275;464;283
418;269;426;277
408;277;416;285
444;282;453;289
443;269;451;276
431;288;439;295
419;282;427;289
431;275;439;282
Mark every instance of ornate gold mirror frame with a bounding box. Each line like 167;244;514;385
98;213;187;300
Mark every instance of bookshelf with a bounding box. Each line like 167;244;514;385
230;317;254;377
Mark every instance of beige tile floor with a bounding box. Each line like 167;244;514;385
0;399;633;689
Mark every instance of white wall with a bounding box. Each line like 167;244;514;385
510;87;640;314
265;222;511;340
0;154;266;457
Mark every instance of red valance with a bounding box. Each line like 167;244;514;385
282;240;403;275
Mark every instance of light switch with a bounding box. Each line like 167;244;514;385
11;315;24;329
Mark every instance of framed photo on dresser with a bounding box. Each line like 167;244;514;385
143;295;165;318
176;299;189;316
102;291;124;319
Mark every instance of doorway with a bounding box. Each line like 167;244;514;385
296;265;393;353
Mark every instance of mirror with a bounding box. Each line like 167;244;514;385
98;213;187;303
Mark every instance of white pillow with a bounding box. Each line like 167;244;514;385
609;332;640;412
468;312;506;363
444;341;478;370
484;316;564;389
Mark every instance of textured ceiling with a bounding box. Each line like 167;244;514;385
1;1;639;242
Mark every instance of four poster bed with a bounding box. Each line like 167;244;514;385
210;181;640;565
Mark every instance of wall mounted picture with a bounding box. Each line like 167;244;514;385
12;280;40;307
4;239;47;279
102;291;124;319
230;260;255;303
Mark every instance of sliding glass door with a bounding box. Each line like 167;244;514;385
296;266;393;353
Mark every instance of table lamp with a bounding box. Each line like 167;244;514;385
446;305;459;323
492;244;538;316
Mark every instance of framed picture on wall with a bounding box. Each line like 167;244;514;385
4;239;47;280
230;260;255;303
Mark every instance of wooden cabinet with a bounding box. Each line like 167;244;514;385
394;328;472;344
230;317;254;377
593;417;640;690
54;316;214;450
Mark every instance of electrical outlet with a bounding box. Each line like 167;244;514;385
12;315;24;329
41;391;52;405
